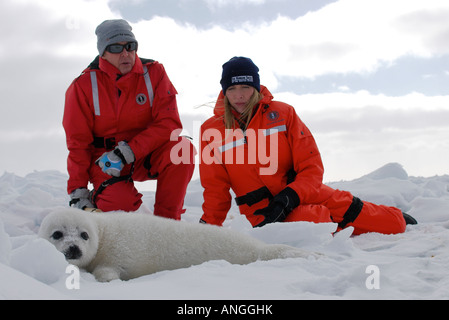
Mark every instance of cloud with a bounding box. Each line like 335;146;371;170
126;0;449;97
279;55;449;96
0;0;115;134
110;0;337;30
0;0;118;176
203;0;266;10
261;0;449;78
276;91;449;127
271;90;449;180
128;0;449;108
394;8;449;55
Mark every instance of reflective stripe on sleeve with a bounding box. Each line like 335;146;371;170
143;65;154;107
263;125;287;136
90;72;101;116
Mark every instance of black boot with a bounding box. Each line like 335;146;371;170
403;212;418;225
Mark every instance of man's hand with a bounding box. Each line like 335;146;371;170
96;141;135;177
69;188;94;210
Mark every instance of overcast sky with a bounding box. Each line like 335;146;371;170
1;0;449;186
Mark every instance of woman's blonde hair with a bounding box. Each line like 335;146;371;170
223;90;264;130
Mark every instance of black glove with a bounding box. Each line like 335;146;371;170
253;187;300;228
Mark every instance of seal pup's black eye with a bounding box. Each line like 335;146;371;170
80;232;89;240
51;231;63;240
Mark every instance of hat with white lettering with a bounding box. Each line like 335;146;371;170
220;57;260;94
95;19;137;56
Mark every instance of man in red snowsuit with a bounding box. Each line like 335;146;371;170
63;19;194;219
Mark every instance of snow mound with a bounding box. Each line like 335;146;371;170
0;219;11;265
9;237;69;285
362;162;408;180
0;163;449;300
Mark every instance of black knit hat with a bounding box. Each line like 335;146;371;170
220;57;260;94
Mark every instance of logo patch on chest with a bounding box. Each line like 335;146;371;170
267;111;279;121
136;93;147;105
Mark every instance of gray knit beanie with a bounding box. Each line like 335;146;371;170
95;19;137;56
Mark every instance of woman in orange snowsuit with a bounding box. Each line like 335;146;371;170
199;57;416;235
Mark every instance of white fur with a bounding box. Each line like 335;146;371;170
39;208;316;282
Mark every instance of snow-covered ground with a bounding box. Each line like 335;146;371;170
1;163;448;300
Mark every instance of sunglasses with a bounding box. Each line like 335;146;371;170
105;42;138;54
